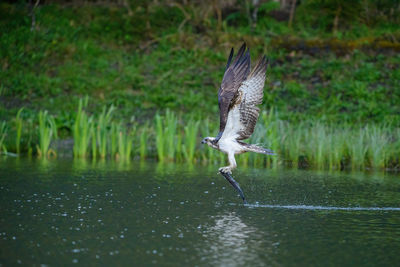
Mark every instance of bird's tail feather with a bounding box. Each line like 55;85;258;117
243;143;275;155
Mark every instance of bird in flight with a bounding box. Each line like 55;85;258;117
201;43;274;202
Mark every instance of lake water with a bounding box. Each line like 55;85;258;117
1;158;400;266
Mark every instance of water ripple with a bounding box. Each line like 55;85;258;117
245;204;400;211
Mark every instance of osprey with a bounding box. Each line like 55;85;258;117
201;43;274;203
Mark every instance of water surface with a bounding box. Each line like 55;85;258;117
1;158;400;266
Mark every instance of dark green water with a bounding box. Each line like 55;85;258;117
1;158;400;266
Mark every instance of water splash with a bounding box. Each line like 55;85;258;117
245;204;400;211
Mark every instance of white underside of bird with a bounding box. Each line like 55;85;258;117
217;106;245;173
201;43;274;174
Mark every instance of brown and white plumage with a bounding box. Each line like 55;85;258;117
202;43;274;174
217;43;250;138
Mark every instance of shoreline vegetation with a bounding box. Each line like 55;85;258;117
1;97;399;171
1;1;399;171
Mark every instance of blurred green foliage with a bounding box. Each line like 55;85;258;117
0;0;399;132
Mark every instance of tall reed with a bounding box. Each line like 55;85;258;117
15;108;23;154
175;130;183;162
200;118;217;163
27;119;34;156
96;105;115;158
312;123;329;169
37;110;57;158
328;128;346;170
116;124;135;161
348;128;369;170
91;126;97;159
73;97;93;158
165;109;178;160
262;109;281;168
155;110;178;161
283;122;303;168
183;118;200;163
155;113;165;162
110;122;118;158
139;123;149;160
366;125;388;169
5;104;400;170
387;129;400;168
0;121;7;153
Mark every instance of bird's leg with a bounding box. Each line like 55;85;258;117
218;153;237;174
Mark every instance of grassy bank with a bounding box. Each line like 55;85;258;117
1;2;400;125
1;2;399;171
1;100;399;171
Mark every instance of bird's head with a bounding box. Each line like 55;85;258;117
201;137;216;147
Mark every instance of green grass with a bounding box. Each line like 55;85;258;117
14;108;23;154
73;97;93;158
183;118;200;163
262;109;281;168
91;125;97;159
1;101;400;170
366;125;389;169
164;110;178;161
154;110;179;162
110;122;118;159
200;118;217;164
139;123;149;160
116;124;135;161
155;113;165;162
348;128;368;170
96;105;115;158
37;110;57;158
0;121;7;153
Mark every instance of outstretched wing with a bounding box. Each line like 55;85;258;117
236;56;268;140
221;56;268;141
218;43;250;135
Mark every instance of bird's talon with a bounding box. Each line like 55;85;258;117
219;167;232;174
